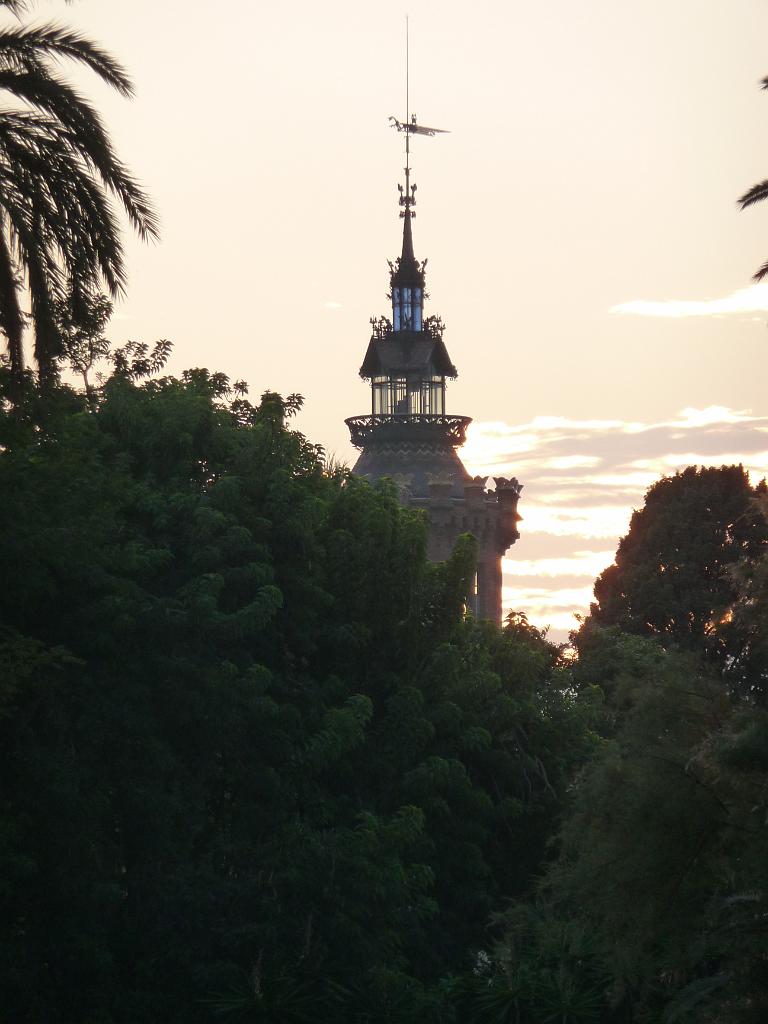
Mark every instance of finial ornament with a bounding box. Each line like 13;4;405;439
387;19;449;222
399;182;417;218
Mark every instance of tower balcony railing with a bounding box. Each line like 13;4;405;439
345;413;472;449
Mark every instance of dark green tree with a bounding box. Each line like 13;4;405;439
499;626;768;1024
0;366;593;1023
486;473;768;1024
586;466;768;679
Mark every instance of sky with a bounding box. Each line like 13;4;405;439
27;0;768;637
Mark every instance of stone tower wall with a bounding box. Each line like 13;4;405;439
406;474;522;625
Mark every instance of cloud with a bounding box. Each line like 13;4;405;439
522;504;633;539
502;584;595;634
665;406;759;428
502;550;615;579
540;455;603;470
610;283;768;318
631;450;768;475
464;406;768;638
324;300;343;310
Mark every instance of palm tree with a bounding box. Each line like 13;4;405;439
0;0;158;392
738;77;768;280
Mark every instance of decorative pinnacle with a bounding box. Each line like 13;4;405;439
398;181;417;218
399;194;416;264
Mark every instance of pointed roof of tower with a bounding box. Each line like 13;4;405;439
391;206;425;288
401;205;415;262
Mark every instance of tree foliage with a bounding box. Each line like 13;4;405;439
493;477;768;1024
498;625;768;1023
0;367;592;1023
586;466;768;694
6;361;768;1024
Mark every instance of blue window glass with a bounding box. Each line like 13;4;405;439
402;287;412;329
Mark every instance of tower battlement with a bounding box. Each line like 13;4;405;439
353;467;522;623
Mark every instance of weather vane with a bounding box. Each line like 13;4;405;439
388;15;448;219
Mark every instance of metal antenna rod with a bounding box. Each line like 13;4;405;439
406;14;409;124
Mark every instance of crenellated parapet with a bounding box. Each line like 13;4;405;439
395;474;523;622
494;475;523;495
413;476;522;552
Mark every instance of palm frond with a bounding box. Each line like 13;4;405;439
0;112;129;293
0;12;157;387
0;69;157;239
0;23;133;96
738;178;768;209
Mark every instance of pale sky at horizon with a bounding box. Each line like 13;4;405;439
19;0;768;636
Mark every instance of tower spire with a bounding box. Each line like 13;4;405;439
345;39;523;624
400;199;415;263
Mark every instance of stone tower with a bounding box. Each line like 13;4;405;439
345;120;522;623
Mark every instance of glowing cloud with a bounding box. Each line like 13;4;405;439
540;455;603;470
610;284;768;318
632;451;768;476
663;406;759;429
501;584;596;633
522;505;634;540
502;550;615;579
